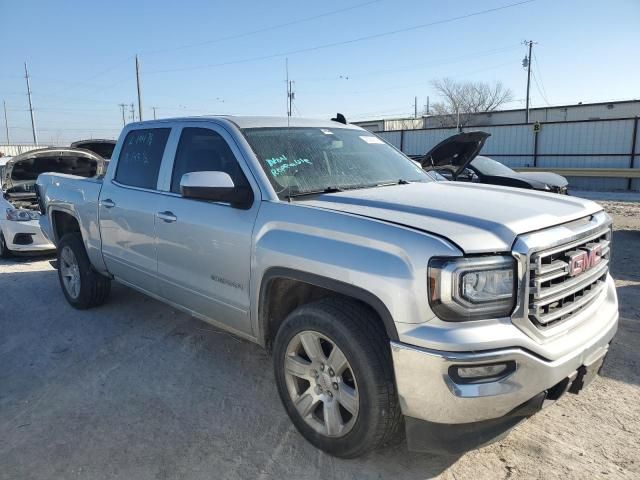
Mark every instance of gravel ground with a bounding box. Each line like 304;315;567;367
0;199;638;480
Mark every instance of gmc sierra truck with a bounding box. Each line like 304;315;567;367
36;117;618;458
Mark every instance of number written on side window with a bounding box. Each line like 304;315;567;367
115;128;170;189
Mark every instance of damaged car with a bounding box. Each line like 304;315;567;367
417;131;569;194
0;148;104;257
70;139;117;161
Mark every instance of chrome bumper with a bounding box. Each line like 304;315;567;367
391;305;618;424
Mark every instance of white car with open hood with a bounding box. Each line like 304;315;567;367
0;148;104;257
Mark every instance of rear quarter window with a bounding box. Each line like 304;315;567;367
115;128;170;189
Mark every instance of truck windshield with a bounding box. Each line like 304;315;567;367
242;127;431;197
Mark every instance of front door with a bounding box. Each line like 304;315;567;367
154;126;259;335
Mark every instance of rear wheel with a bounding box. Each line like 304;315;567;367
0;231;11;259
273;297;402;458
57;233;111;309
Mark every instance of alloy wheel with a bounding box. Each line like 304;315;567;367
60;246;81;299
283;330;359;438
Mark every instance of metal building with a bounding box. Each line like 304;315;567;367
354;99;640;132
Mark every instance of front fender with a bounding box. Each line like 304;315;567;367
250;201;462;344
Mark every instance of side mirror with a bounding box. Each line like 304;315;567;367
180;171;253;209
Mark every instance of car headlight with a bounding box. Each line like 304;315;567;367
428;256;516;321
6;208;40;221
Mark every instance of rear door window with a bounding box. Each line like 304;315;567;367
115;128;170;189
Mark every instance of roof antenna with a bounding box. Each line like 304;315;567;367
331;113;347;124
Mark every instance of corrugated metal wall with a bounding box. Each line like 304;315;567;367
0;144;41;156
377;117;640;191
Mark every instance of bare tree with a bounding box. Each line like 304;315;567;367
429;78;513;127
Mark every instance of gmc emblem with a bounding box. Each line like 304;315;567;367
566;244;603;277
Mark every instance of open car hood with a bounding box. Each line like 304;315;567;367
420;131;490;178
70;139;116;159
2;147;105;195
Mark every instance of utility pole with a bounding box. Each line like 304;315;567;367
523;40;535;123
287;81;294;117
130;103;135;122
3;100;9;143
118;103;127;126
135;55;143;121
24;62;38;145
286;58;289;117
414;96;418;118
426;96;430;115
152;106;157;120
285;58;295;117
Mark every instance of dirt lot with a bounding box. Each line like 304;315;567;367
1;200;639;480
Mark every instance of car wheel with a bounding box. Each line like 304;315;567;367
0;231;11;259
273;297;402;458
57;233;111;309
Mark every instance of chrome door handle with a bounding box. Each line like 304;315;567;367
101;199;116;209
157;211;177;223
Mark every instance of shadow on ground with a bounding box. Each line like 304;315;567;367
0;268;458;479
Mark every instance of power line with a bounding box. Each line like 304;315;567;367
44;56;134;100
147;0;537;74
141;0;383;56
532;71;551;106
295;44;522;84
532;50;550;104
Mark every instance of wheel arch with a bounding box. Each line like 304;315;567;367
258;267;399;349
51;209;81;244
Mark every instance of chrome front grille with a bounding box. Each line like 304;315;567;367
528;227;611;329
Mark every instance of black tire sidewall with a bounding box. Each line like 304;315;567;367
0;231;11;258
273;302;393;458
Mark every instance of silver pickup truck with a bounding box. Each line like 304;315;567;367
37;116;618;458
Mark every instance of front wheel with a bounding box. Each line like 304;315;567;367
57;233;111;309
273;297;402;458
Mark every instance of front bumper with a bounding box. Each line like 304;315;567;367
391;300;617;454
391;306;617;426
1;219;55;252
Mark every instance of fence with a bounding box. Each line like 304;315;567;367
377;117;640;191
0;144;43;157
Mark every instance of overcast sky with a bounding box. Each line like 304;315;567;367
1;0;638;144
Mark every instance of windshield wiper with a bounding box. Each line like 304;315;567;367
358;179;412;189
286;186;344;199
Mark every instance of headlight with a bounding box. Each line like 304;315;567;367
428;256;516;321
6;208;40;221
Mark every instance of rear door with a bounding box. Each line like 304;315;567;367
154;124;259;336
99;127;171;294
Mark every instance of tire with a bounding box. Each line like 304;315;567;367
273;297;402;458
57;233;111;309
0;231;11;259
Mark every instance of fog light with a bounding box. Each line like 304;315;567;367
458;364;507;378
449;361;516;384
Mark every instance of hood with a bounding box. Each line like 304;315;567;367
70;139;116;159
420;131;490;178
506;171;568;188
296;182;602;253
2;148;105;194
